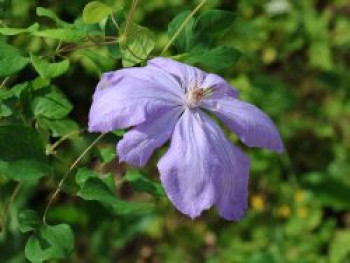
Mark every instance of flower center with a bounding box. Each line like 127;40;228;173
186;88;204;108
186;87;215;108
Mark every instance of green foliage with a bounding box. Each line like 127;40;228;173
83;1;113;24
18;210;41;233
31;55;70;79
124;170;165;197
30;87;73;119
121;24;155;67
184;46;241;70
0;23;39;35
25;224;74;262
32;28;86;42
329;230;350;263
168;9;240;70
168;11;195;53
0;0;349;262
0;159;49;182
0;42;28;77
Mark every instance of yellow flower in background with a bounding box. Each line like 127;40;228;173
251;195;265;211
277;205;291;218
294;190;305;203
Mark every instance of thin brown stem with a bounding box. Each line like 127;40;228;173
124;0;139;39
43;133;106;224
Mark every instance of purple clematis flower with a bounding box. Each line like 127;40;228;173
89;57;284;221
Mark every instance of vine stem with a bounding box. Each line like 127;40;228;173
124;0;139;40
43;133;106;225
0;183;22;232
45;129;84;156
161;0;207;55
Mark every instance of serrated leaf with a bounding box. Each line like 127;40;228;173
105;11;126;58
25;224;74;263
75;168;96;187
31;55;70;79
33;28;86;42
0;42;28;77
18;210;41;233
83;1;113;24
0;56;29;78
39;118;79;137
0;124;46;161
168;11;195;53
31;87;72;119
184;46;241;70
194;10;235;46
0;23;39;35
0;42;29;78
124;171;165;197
121;24;155;67
77;177;117;205
0;159;49;182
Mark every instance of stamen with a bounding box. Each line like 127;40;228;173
186;87;214;108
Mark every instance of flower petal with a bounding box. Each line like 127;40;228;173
157;109;219;218
148;57;205;92
158;109;250;220
89;70;182;133
203;97;284;153
117;107;182;167
202;73;239;98
149;57;238;97
198;112;250;221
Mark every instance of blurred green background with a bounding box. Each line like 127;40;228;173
0;0;350;262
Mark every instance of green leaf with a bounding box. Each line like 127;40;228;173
168;11;195;53
0;41;23;56
31;87;73;119
83;1;113;24
0;124;46;161
121;24;155;67
329;230;350;263
18;210;41;233
0;100;14;117
31;55;70;79
0;56;29;77
194;10;235;46
105;11;126;58
0;23;39;35
124;171;165;197
309;41;333;70
77;177;117;205
36;7;68;27
39;118;79;137
75;168;96;187
0;42;28;77
111;200;154;215
25;224;74;263
32;28;86;42
0;159;49;182
184;46;241;70
302;173;350;210
78;50;115;73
